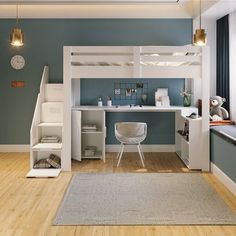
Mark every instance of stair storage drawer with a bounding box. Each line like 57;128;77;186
41;102;63;123
31;150;61;169
45;84;63;102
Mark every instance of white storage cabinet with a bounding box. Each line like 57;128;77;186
175;112;202;169
72;109;106;162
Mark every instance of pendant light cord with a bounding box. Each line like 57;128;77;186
16;3;19;26
200;0;202;29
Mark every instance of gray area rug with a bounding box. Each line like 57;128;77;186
54;173;236;225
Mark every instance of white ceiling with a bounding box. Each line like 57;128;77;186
202;0;236;19
0;0;191;18
0;0;233;19
0;5;193;18
0;0;186;4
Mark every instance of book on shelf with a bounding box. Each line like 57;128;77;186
41;140;60;143
40;136;60;143
85;146;97;150
41;135;59;140
84;146;97;156
82;124;97;132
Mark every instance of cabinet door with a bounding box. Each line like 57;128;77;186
72;110;81;161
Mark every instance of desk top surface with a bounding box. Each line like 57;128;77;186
72;105;198;114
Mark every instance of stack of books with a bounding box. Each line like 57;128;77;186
82;124;97;132
84;146;97;157
41;136;60;143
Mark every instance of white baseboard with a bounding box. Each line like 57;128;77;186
211;162;236;196
106;145;175;153
0;145;30;152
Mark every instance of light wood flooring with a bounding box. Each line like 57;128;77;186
0;152;235;236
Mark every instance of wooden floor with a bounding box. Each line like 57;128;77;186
0;152;235;236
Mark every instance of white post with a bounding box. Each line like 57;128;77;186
133;46;141;78
201;46;210;171
62;46;72;171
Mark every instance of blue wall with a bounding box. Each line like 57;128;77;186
81;79;184;106
0;19;192;144
106;112;175;144
81;78;184;144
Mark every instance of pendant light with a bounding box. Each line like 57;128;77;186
193;0;207;46
10;4;24;47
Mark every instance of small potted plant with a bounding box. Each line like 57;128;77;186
98;97;103;107
180;88;191;107
107;96;112;107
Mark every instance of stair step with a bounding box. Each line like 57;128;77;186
41;102;63;123
45;84;63;102
32;143;62;151
26;169;61;178
38;122;63;127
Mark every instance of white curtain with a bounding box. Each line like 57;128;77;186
229;11;236;121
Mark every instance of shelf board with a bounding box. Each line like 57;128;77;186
26;168;61;178
82;131;103;134
32;143;62;151
182;138;189;145
176;150;181;158
38;122;63;127
177;132;189;145
179;156;190;168
82;151;102;159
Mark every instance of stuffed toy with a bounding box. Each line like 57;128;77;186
210;96;229;121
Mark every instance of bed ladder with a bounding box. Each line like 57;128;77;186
26;66;64;178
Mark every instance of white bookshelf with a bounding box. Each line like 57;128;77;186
175;112;202;169
72;109;106;162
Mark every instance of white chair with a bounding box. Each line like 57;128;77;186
115;122;147;167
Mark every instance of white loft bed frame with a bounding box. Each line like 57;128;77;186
63;45;210;171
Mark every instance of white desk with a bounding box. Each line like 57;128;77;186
72;105;198;116
72;105;202;169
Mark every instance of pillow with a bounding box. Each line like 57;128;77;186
34;158;51;169
47;154;61;169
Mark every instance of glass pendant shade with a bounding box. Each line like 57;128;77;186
10;27;24;47
10;4;24;47
193;29;207;46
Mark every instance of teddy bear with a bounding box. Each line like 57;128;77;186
210;96;229;121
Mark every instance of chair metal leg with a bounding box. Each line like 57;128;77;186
116;144;122;159
139;144;145;160
116;143;124;159
137;145;145;168
117;144;124;167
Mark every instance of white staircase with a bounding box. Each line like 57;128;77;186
27;66;64;178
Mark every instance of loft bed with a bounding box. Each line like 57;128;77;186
71;53;200;66
67;46;201;79
62;45;210;172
